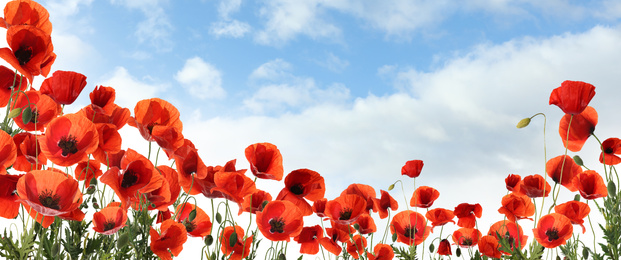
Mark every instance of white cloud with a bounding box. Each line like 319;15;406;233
249;58;292;81
319;52;349;73
99;66;169;109
209;20;251;38
110;0;173;52
218;0;242;20
174;57;226;99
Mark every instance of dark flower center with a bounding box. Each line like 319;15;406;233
289;184;304;195
605;147;614;154
29;109;39;124
58;135;78;156
103;220;116;231
15;46;33;66
545;228;560;241
38;189;61;210
461;238;473;246
404;225;417;238
146;122;158;134
269;217;285;233
339;208;353;220
182;219;197;232
121;170;139;188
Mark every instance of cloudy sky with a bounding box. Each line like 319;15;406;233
3;0;621;258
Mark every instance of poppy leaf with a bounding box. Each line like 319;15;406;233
229;232;237;248
21;107;32;125
7;108;21;118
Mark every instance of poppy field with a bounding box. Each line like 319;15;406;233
0;0;620;260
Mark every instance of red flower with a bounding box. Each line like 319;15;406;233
146;165;180;211
367;243;394;260
518;174;551;198
220;225;253;260
401;159;424;178
312;198;327;218
91;123;122;165
39;70;87;105
452;227;481;248
81;85;130;130
173;143;208;195
175;203;212;238
245;142;283;180
573;170;608;200
92;204;127;235
437;239;452;255
276;168;325;216
559;106;597;152
454;203;482;228
0;25;55;83
478;235;502;258
390;210;431;246
325;194;367;225
211;170;256;206
425;208;455;231
498;193;535;222
0;130;16;175
74;160;102;187
532;213;573;248
0;0;52;34
341;183;376;212
546;155;582;192
346;235;367;259
487;220;528;252
549;80;596;115
149;219;187;260
128;98;183;153
12;132;46;171
318;222;349;256
410;186;440;208
0;174;23;219
38;113;99;166
293;225;324;255
13;90;60;132
555;200;590;233
239;189;272;215
600;137;621;165
505;174;521;193
355;214;377;234
372;189;398;219
0;65;28;107
256;200;304;242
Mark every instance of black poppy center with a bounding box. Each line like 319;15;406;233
289;184;304;195
404;225;417;238
58;135;78;156
103;220;116;231
339;208;353;220
15;46;33;66
121;170;139;188
462;238;473;246
29;109;39;124
182;219;197;232
605;147;614;154
269;217;285;233
146;122;158;134
38;189;61;210
545;228;560;241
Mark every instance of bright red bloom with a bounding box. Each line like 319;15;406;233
39;70;87;105
600;137;621;165
92;204;127;235
0;130;16;175
245;142;283;180
532;213;573;248
555;200;590;233
401;159;424;178
355;214;377;234
81;85;130;130
505;174;521;192
454;203;482;228
256;200;304;242
478;235;502;258
312;198;327;218
390;210;431;246
175;203;212;238
498;193;535;222
0;0;52;34
573;170;608;200
0;65;28;107
518;174;551;198
149;219;187;260
146;165;180;211
325;194;367;225
211;170;256;206
276;168;325;216
559;106;597;152
0;25;55;83
38;113;99;167
0;174;23;219
294;225;324;255
425;208;455;231
549;80;596;115
220;225;253;260
91;123;122;165
546;155;582;192
410;186;440;208
13;90;60;132
341;183;376;212
372;189;398;219
367;243;394;260
452;227;481;248
239;189;272;215
12;132;46;171
318;222;349;256
128;98;183;153
437;239;452;255
172;143;208;195
346;235;367;259
74;160;102;187
487;220;528;252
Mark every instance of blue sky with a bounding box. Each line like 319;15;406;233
3;0;621;258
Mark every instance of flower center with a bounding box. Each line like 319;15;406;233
461;238;473;246
29;109;39;124
15;46;33;66
289;184;304;195
545;228;559;241
103;220;116;231
339;208;353;220
605;147;614;154
404;225;417;238
58;135;78;156
182;219;197;232
121;170;139;188
38;189;61;210
146;122;158;134
268;217;285;233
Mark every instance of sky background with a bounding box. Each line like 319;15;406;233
3;0;621;258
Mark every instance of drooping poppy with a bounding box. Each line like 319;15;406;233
0;130;16;175
452;227;482;248
39;70;87;105
0;173;23;219
151;125;184;159
244;142;283;181
401;159;424;178
89;85;117;113
74;160;102;187
173;143;208;195
505;174;521;193
0;0;52;34
293;225;324;255
325;194;367;225
366;243;394;260
437;239;452;255
600;137;621;165
0;65;28;107
16;169;84;228
220;225;253;260
498;193;535;222
532;213;573;248
152;165;181;211
340;183;376;212
149;219;187;260
573;170;608;200
38;113;99;167
12;132;46;171
91;123;122;165
372;189;398;219
239;189;272;215
425;208;455;231
390;210;431;246
256;200;304;242
156;208;172;224
354;214;377;234
175;203;212;238
517;174;551;198
128;98;183;154
276;168;325;216
0;25;55;83
487;220;528;252
559;106;597;152
555;200;590;233
478;235;502;258
454;203;482;228
346;235;367;259
546;155;582;192
410;186;440;208
318;222;349;256
13;90;60;132
92;204;127;235
211;170;256;206
549;80;596;115
312;198;327;218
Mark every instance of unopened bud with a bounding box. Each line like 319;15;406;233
388;184;395;191
117;233;130;249
608;180;616;198
573;155;584;166
7;108;21;119
516;118;531;128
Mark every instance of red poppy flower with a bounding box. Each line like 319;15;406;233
91;123;122;165
401;159;424;178
341;183;376;212
245;142;283;180
355;214;377;234
518;174;551;198
505;174;521;193
146;165;180;211
0;173;23;219
555;200;590;233
0;0;52;34
573;170;608;200
478;235;502;258
318;222;349;256
0;130;16;175
79;94;130;131
12;132;46;171
325;194;367;225
390;210;431;246
13;90;60;132
367;243;394;260
74;160;101;187
410;186;440;208
452;227;481;248
546;155;582;192
0;65;28;107
89;85;116;113
128;98;183;151
549;80;596;115
16;170;84;228
346;235;367;259
276;168;325;216
454;203;482;228
92;204;127;235
437;239;452;255
312;198;327;218
0;25;55;83
256;200;304;242
372;189;398;219
498;193;535;222
425;208;455;231
487;220;528;252
600;137;621;165
156;209;172;224
173;143;208;195
532;213;573;248
39;70;87;105
220;225;253;260
559;106;597;152
38;113;99;167
211;170;256;206
175;203;212;238
294;225;324;255
149;219;187;260
239;189;272;215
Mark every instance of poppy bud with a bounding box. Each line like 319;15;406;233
188;209;197;222
7;108;21;118
388;184;395;191
573;155;584;166
574;194;581;201
204;235;213;246
51;243;60;256
216;212;222;224
516;118;531;128
392;232;397;242
89;177;98;187
456;247;461;257
21;107;32;125
429;243;435;252
117;233;130;249
86;186;96;195
229;232;238;248
608;180;616;198
93;202;99;209
583;247;589;259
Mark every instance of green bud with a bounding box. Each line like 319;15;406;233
7;108;21;119
51;243;60;256
278;253;286;260
216;212;222;224
391;232;397;243
456;247;461;257
429;243;435;253
583;247;589;259
556;256;561;260
229;232;238;248
353;223;360;230
516;117;531;128
204;235;213;246
188;209;197;222
388;184;395;191
574;194;581;201
21;107;32;125
573;155;584;166
117;233;130;249
89;177;98;187
608;180;616;198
